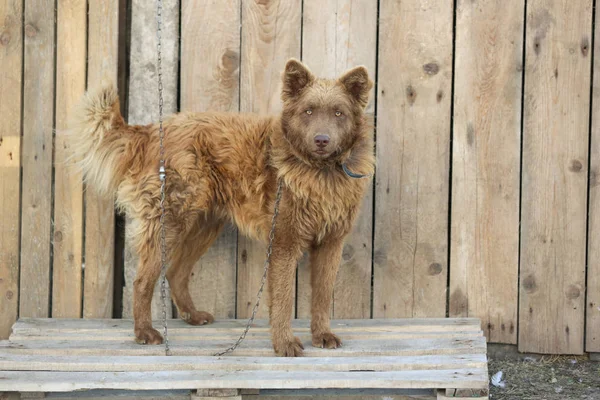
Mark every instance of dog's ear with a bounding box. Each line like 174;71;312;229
338;66;373;108
282;59;314;101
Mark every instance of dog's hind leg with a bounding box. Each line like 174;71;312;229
167;217;223;325
133;240;164;345
131;216;185;345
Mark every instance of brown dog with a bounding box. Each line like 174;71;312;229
68;59;374;357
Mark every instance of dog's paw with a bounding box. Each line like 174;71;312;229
312;331;342;349
180;310;214;326
134;326;164;345
274;336;304;357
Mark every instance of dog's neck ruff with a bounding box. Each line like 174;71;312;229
341;163;371;179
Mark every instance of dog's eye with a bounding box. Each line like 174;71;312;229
335;111;342;117
306;110;313;115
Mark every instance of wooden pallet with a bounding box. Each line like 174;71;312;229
0;318;489;399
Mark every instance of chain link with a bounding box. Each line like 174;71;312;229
213;179;283;356
156;0;170;357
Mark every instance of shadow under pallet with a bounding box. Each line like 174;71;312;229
0;318;489;399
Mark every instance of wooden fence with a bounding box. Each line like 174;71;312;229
0;0;598;356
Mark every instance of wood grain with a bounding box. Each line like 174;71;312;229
52;0;87;318
295;0;377;320
519;0;592;354
83;0;122;318
123;0;179;320
373;0;453;318
180;0;241;319
449;0;524;343
587;0;600;353
19;0;55;318
236;0;301;319
0;0;22;338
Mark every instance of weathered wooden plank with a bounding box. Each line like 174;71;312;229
11;318;482;333
19;0;55;318
0;354;486;373
373;0;453;318
449;0;524;343
236;0;301;319
518;0;592;354
0;368;488;392
586;0;600;353
83;0;123;318
0;0;22;339
0;336;486;357
52;0;87;319
296;0;377;320
180;0;240;319
123;0;180;320
9;330;482;344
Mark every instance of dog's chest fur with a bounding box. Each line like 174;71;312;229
281;166;367;244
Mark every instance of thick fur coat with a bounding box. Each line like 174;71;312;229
68;59;375;356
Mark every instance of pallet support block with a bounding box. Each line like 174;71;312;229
0;318;489;399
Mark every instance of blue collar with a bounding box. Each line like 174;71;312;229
341;163;371;179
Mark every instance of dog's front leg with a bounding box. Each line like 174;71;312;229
309;237;344;349
268;236;303;357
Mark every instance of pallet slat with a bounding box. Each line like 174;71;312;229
0;369;488;392
9;330;482;342
0;354;487;372
11;318;482;333
1;336;486;357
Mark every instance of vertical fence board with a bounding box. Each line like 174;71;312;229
519;0;592;354
449;0;524;344
0;0;22;338
296;0;377;319
237;0;301;318
587;0;600;353
123;0;179;320
52;0;86;318
373;0;452;318
181;0;240;319
83;0;122;318
19;0;55;318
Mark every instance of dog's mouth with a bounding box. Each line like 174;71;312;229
313;149;331;158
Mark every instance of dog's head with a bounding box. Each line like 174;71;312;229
280;59;373;164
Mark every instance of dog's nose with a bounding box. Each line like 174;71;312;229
314;135;330;148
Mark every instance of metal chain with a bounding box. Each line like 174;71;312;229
156;0;170;356
155;0;282;358
213;179;283;356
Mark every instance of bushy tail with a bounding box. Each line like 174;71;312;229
67;83;131;196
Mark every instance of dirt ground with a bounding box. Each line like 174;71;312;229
489;357;600;399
